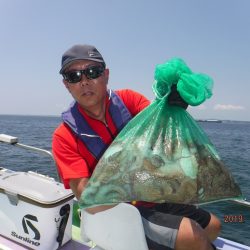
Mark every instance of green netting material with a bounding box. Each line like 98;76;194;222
153;58;213;105
79;58;242;209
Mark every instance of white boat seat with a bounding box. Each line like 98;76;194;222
80;203;148;250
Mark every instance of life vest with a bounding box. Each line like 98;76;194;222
62;90;132;160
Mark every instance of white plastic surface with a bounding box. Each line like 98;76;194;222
0;134;18;143
81;203;148;250
0;170;73;204
214;237;250;250
0;169;74;249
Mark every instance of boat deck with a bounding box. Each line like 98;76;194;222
1;235;250;250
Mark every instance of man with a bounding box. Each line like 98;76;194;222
52;44;221;250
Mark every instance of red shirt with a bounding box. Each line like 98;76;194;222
52;89;150;189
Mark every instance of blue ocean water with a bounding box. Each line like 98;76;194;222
0;115;249;246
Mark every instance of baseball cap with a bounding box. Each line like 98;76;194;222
59;44;106;74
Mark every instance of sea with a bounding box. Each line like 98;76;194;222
0;114;249;246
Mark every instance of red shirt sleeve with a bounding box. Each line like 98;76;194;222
115;89;150;116
52;124;91;188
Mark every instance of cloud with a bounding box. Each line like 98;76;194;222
214;104;245;111
195;104;207;110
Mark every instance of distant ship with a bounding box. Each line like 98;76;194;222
197;119;222;123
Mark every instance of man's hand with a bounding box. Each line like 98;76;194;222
168;84;188;109
69;177;89;200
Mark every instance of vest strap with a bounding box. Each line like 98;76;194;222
62;90;132;160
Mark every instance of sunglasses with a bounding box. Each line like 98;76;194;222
63;65;105;84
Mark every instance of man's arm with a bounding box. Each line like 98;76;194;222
69;177;89;200
70;177;116;214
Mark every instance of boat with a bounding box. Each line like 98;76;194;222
197;119;223;123
0;133;250;250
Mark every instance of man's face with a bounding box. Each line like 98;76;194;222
63;60;109;111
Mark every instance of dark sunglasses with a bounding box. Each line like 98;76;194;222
63;65;105;83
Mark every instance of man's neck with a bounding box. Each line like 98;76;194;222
84;104;106;123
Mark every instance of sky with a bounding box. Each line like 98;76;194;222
0;0;250;121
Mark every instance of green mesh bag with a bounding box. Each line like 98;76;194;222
79;58;242;209
153;58;213;105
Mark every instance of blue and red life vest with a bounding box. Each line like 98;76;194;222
62;90;132;160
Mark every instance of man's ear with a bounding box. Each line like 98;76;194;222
104;68;109;85
63;79;70;92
